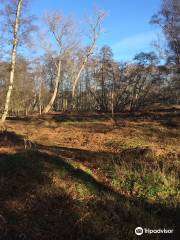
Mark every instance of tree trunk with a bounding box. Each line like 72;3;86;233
39;78;42;115
111;91;114;118
43;59;61;113
72;43;96;108
1;0;23;122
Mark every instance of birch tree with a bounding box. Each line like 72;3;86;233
1;0;23;122
71;10;106;107
43;12;76;113
0;0;37;122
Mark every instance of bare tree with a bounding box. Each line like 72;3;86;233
1;0;23;122
71;10;106;108
0;0;37;122
43;12;77;113
150;0;180;64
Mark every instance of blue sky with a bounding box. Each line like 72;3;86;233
30;0;162;61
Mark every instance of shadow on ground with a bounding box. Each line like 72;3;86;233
0;130;24;146
0;131;179;240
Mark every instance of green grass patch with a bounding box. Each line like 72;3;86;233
112;162;179;206
105;138;149;151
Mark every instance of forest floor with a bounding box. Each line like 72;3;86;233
0;110;179;240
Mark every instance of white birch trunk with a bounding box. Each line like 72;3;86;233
72;43;95;100
43;59;61;113
1;0;23;122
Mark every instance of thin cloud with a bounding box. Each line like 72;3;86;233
112;30;158;60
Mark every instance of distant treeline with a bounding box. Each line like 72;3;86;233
0;0;179;119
